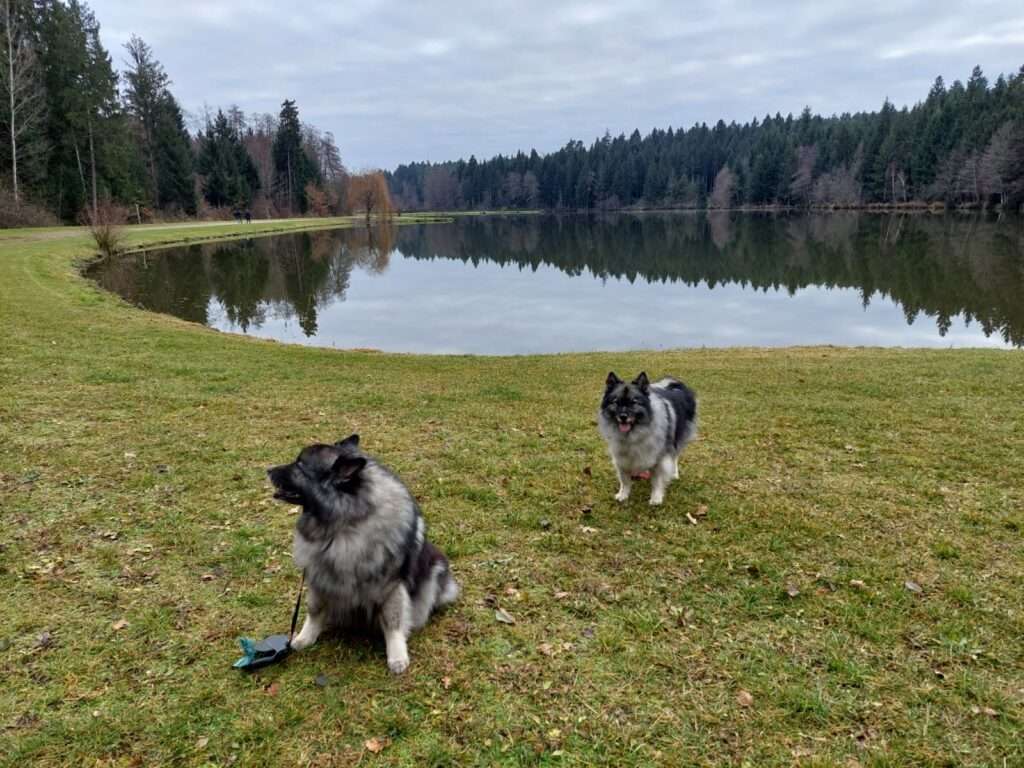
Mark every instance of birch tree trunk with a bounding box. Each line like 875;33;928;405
5;0;18;203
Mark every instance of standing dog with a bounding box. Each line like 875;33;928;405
267;434;459;674
598;372;698;505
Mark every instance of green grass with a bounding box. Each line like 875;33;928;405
1;217;1022;767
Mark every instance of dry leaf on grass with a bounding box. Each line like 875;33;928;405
904;580;923;593
195;737;209;750
364;737;388;753
736;689;754;707
494;608;516;625
112;619;129;631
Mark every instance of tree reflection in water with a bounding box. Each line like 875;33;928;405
89;213;1024;346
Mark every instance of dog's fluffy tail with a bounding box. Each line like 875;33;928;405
654;377;686;391
438;573;460;606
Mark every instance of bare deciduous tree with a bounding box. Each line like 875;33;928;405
978;121;1014;207
709;166;736;209
0;0;45;204
790;145;818;205
423;166;459;210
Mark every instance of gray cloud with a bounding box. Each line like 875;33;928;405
90;0;1024;169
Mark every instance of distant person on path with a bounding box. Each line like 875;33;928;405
232;209;242;223
245;210;252;223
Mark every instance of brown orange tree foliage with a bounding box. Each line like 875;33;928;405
347;171;394;225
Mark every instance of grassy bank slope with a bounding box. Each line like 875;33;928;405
1;220;1022;767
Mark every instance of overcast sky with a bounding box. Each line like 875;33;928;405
89;0;1024;170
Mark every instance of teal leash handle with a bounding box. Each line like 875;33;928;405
232;571;305;669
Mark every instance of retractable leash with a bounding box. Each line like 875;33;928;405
232;571;305;671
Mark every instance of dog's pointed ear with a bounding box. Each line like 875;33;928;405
331;455;366;483
633;371;650;393
335;434;360;449
606;371;621;390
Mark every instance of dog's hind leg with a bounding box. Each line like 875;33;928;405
380;585;413;674
649;454;676;506
410;562;454;630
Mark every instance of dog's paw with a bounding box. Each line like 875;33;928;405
289;635;314;651
648;494;664;506
388;655;410;675
614;489;630;503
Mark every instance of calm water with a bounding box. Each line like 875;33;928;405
89;213;1024;353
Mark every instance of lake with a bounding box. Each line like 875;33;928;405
88;213;1024;353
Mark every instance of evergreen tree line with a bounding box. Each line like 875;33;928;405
388;65;1024;213
0;0;352;225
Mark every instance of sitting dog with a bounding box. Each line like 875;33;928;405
267;434;459;674
598;372;697;505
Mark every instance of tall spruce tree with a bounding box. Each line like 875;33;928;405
196;109;259;208
122;35;193;214
272;99;317;213
36;0;135;220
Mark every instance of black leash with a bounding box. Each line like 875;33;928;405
288;570;305;644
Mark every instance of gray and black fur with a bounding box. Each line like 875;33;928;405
598;372;698;505
267;434;459;674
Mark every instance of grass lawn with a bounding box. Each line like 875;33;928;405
1;217;1022;767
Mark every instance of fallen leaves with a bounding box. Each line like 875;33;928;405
849;579;866;589
195;737;209;750
494;608;516;625
580;525;599;534
971;706;998;718
111;619;129;631
784;584;801;599
736;689;754;708
364;737;388;754
904;580;923;594
538;641;574;658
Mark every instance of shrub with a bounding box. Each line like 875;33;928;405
0;187;59;228
81;200;128;257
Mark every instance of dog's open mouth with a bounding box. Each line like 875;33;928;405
272;489;304;504
617;420;634;433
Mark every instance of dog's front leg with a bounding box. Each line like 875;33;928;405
380;585;412;674
290;590;325;651
614;463;633;502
